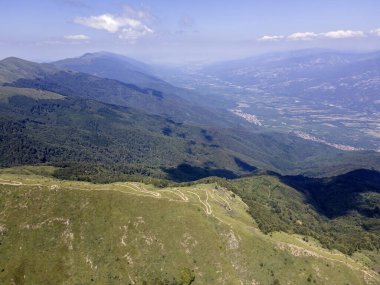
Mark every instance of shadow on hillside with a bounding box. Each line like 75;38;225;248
279;169;380;219
163;163;238;182
234;157;257;172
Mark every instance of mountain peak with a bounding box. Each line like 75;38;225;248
80;52;112;59
0;56;36;65
0;57;59;84
52;52;162;87
79;51;131;60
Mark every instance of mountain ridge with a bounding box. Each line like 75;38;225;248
0;56;237;127
200;50;380;112
0;165;379;284
53;52;172;90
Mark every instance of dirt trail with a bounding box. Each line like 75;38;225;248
160;189;189;201
0;178;233;219
277;241;378;284
66;185;163;200
211;190;232;211
117;183;161;198
187;190;212;215
0;179;42;187
0;179;23;186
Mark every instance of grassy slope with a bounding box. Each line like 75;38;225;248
0;166;378;285
2;61;233;128
0;57;58;84
224;174;380;255
0;86;64;102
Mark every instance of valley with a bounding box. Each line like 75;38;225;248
162;51;380;151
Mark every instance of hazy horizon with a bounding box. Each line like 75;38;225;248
1;0;380;64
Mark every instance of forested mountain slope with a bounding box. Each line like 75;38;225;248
0;86;380;180
0;57;232;126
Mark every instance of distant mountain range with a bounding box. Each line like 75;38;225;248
0;56;238;127
202;49;380;112
53;52;168;90
158;49;380;151
52;52;239;123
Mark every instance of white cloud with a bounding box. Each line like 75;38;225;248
258;35;284;42
118;25;153;41
259;29;370;42
74;14;129;33
74;7;154;42
322;30;364;39
371;28;380;36
64;34;90;40
288;32;318;41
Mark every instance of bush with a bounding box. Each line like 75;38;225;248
179;268;195;285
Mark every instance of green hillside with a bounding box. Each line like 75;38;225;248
0;57;234;127
0;57;58;83
0;166;379;285
1;87;380;180
0;88;253;174
0;86;64;102
53;52;170;90
215;172;380;256
52;52;224;120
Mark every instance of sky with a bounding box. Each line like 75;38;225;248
0;0;380;64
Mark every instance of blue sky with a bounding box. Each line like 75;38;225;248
0;0;380;63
